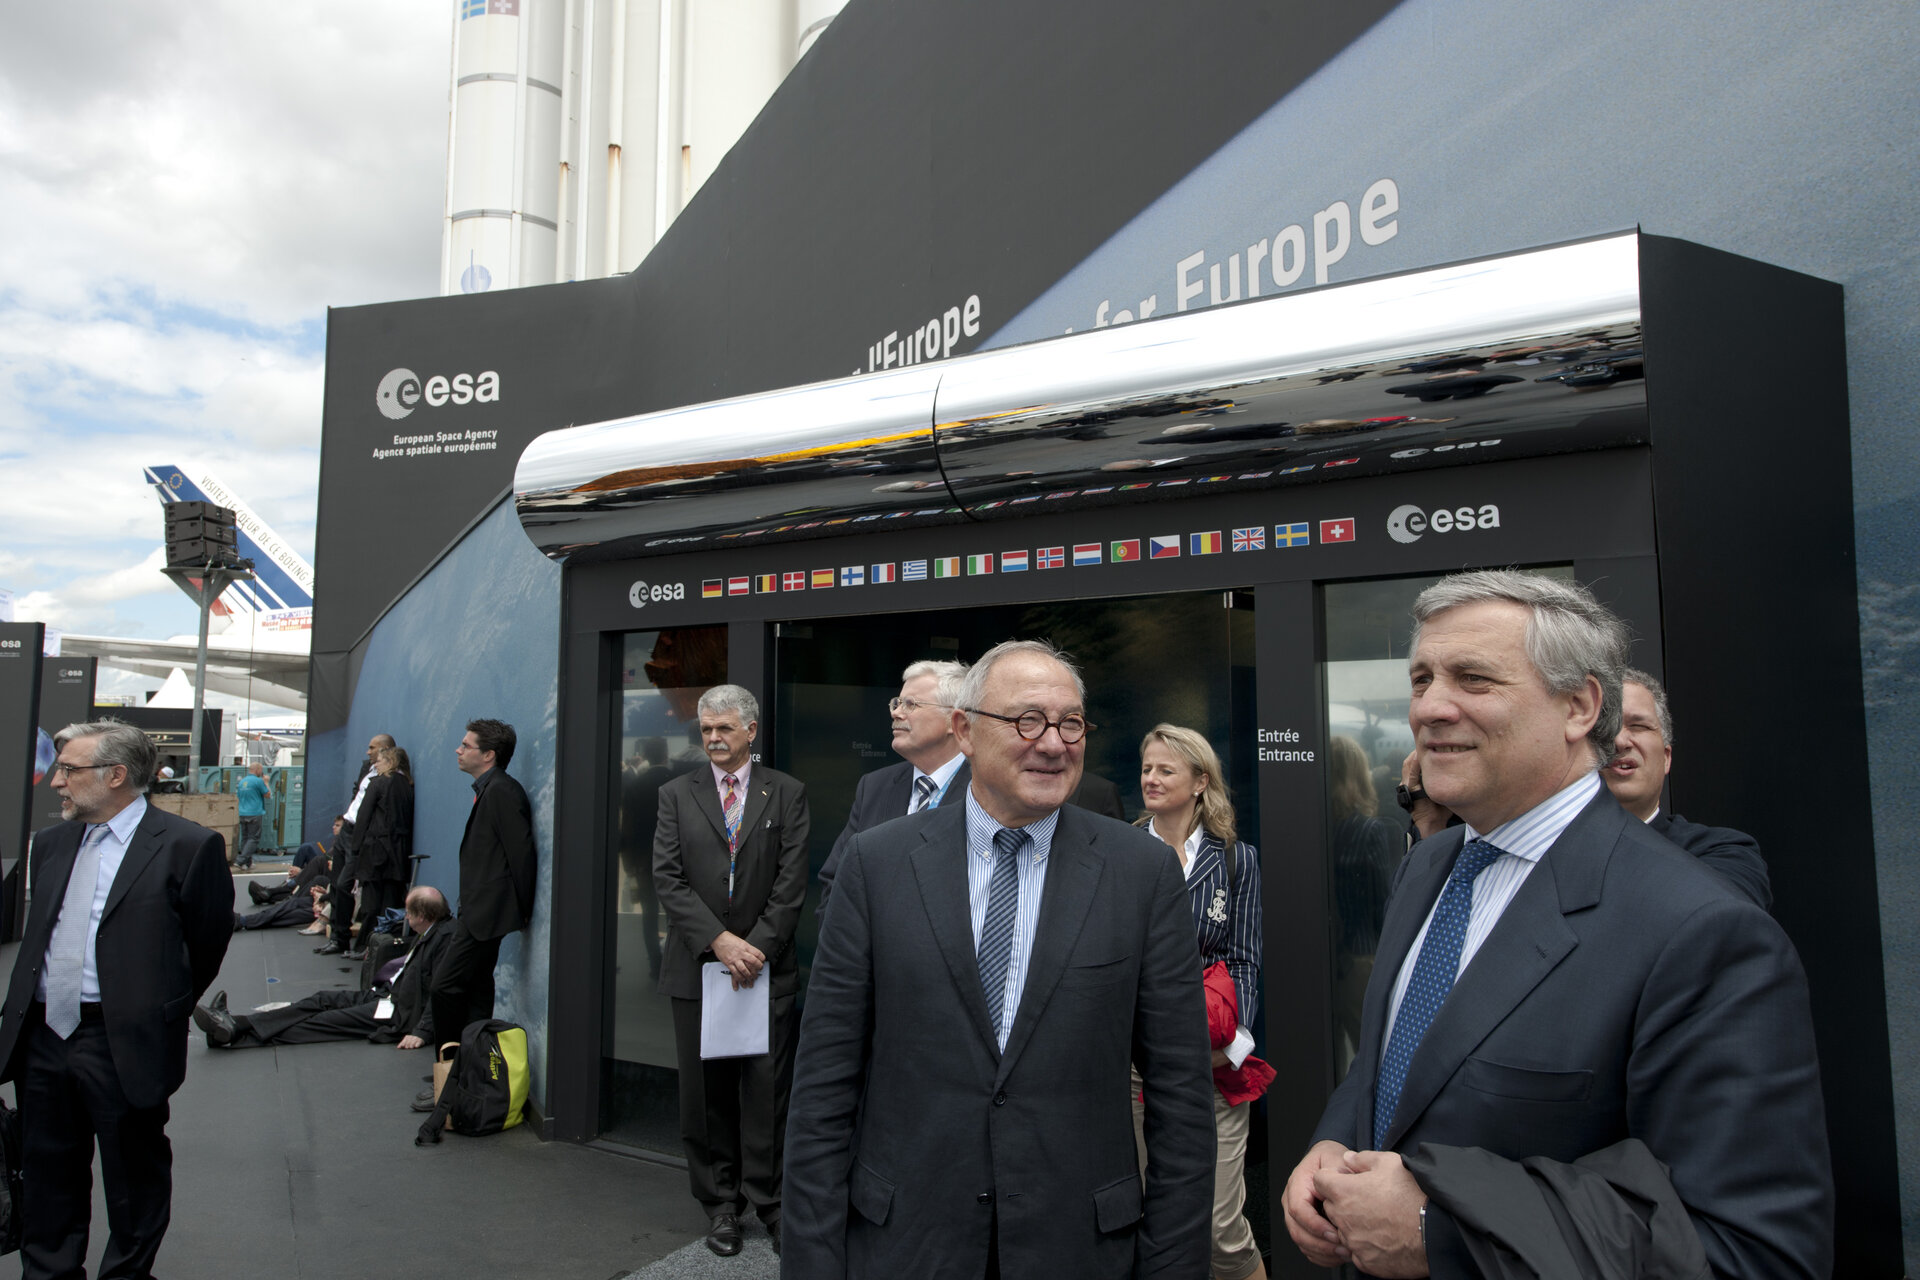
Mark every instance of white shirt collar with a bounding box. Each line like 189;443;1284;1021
98;794;148;845
1464;770;1602;862
914;752;966;790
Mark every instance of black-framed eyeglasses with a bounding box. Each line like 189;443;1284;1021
52;763;110;779
960;707;1094;743
888;697;947;714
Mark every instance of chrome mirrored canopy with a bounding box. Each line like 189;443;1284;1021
515;233;1646;561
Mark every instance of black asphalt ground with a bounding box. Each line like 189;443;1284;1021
0;871;782;1279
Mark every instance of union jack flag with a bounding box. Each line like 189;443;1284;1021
1232;527;1265;552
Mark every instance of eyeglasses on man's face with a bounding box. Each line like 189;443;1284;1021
52;762;111;779
960;707;1094;743
888;697;947;714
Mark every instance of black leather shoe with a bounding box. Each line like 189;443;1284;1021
343;949;368;961
766;1218;780;1257
211;990;228;1013
314;941;345;956
248;881;270;905
411;1087;437;1112
705;1213;743;1257
192;1002;237;1047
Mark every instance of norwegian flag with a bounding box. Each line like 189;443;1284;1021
1036;546;1065;569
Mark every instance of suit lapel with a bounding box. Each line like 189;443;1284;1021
690;770;728;842
739;775;774;843
25;825;85;947
997;813;1103;1083
1382;794;1623;1148
907;805;1000;1055
102;807;166;922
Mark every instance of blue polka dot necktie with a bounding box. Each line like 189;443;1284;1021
977;827;1028;1044
1372;838;1505;1149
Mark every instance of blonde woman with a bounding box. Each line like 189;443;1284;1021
1136;724;1270;1280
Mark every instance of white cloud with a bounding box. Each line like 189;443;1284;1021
0;2;452;652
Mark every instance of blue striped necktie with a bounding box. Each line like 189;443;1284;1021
977;827;1028;1042
1372;838;1505;1148
910;774;938;812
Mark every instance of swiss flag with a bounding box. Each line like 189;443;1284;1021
1320;518;1356;544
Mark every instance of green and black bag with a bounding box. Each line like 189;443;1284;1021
415;1018;530;1144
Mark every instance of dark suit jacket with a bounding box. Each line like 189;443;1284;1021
1314;787;1832;1278
458;768;537;941
0;803;234;1110
357;772;414;883
374;919;456;1044
817;758;971;916
783;803;1214;1279
1068;770;1126;820
653;764;810;1001
1650;809;1771;910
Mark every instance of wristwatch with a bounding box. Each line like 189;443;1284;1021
1396;780;1427;812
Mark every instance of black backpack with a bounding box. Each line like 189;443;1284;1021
414;1018;530;1145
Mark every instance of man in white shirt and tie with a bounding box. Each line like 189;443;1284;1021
816;659;970;917
0;720;232;1280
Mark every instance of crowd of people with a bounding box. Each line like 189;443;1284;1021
0;567;1836;1279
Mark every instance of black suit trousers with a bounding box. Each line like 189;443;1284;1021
239;990;381;1046
670;991;796;1222
20;1005;173;1280
428;918;502;1047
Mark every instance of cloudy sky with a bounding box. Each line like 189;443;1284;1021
0;3;453;691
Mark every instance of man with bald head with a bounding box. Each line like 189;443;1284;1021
784;639;1213;1279
1285;570;1829;1278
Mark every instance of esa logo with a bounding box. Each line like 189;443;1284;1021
0;639;21;650
1386;503;1502;545
375;367;501;421
629;581;686;609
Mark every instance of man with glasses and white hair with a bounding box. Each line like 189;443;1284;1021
1284;570;1831;1279
784;639;1214;1279
654;683;810;1257
816;659;970;917
0;719;233;1280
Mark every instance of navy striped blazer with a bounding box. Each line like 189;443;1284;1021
1183;831;1262;1034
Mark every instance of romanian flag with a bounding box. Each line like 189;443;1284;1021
701;580;724;599
811;568;836;588
1189;531;1223;555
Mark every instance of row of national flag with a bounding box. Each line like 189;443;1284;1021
699;520;1356;598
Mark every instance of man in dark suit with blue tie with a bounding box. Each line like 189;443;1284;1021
816;658;971;916
1283;571;1832;1278
0;720;233;1279
654;684;810;1257
783;639;1214;1279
